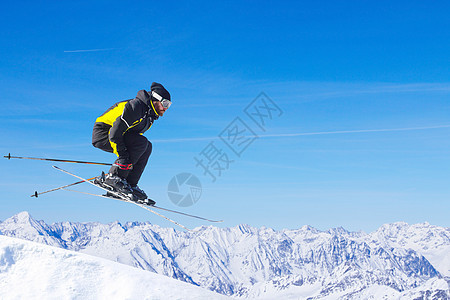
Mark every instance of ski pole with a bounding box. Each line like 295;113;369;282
4;153;112;166
31;177;97;197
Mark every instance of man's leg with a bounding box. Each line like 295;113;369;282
109;132;152;186
92;125;114;153
126;138;152;186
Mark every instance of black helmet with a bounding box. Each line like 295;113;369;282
150;82;171;102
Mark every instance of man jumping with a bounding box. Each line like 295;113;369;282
91;82;171;205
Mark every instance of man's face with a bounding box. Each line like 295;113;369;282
153;100;167;116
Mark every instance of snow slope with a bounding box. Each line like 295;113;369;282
0;234;228;300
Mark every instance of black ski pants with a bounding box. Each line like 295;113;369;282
92;131;152;186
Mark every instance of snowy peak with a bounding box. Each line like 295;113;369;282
0;211;56;243
2;211;37;228
373;221;450;246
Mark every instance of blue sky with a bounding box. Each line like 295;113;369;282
1;1;449;232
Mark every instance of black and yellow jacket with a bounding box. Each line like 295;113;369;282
92;90;159;158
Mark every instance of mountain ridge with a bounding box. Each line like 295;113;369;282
1;211;449;299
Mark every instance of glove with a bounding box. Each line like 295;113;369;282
113;157;133;170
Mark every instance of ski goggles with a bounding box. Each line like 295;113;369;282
151;91;172;109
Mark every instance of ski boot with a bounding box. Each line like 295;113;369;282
130;185;156;206
95;173;135;201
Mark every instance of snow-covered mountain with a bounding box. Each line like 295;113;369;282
0;234;228;299
1;211;449;299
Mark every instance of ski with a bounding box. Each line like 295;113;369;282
52;166;193;231
62;188;223;223
150;205;223;223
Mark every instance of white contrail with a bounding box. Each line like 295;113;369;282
63;48;117;53
257;124;450;138
151;124;450;143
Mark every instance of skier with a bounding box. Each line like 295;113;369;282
91;82;171;205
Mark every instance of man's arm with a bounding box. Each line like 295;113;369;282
108;100;143;158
